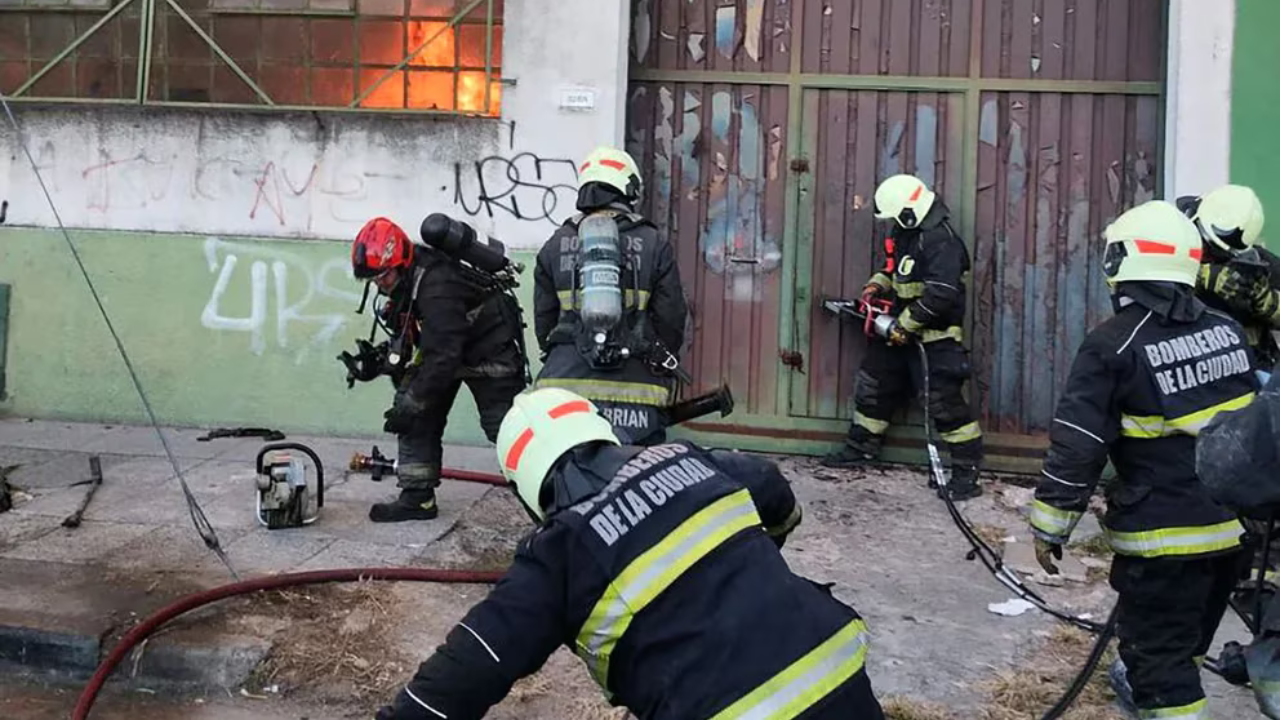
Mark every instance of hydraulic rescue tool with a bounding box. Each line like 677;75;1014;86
254;443;324;530
821;295;897;341
666;384;736;426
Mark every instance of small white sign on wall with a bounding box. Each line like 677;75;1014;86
560;87;597;112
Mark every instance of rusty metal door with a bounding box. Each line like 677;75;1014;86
628;0;1166;470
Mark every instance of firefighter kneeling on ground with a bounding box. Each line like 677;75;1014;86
822;173;984;502
1027;200;1259;719
533;146;690;446
350;217;527;523
374;387;886;720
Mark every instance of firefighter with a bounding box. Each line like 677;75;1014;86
822;173;984;502
1180;184;1280;628
1028;200;1259;719
1179;183;1280;368
351;216;527;523
374;387;886;720
1197;364;1280;719
532;146;689;446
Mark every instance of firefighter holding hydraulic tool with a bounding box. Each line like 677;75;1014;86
343;215;528;523
1028;200;1259;719
822;174;984;502
532;146;691;446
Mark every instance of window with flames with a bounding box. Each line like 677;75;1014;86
0;0;503;115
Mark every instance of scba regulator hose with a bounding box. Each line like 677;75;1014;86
72;567;506;720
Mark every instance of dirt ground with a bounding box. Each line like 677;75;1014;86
16;455;1264;719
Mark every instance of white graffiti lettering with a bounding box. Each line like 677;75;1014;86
200;237;363;364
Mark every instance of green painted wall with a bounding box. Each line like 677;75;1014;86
1231;0;1280;252
0;227;542;447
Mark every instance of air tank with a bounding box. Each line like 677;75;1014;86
577;212;623;341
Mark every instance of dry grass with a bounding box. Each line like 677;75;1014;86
247;581;412;703
973;523;1009;556
1069;535;1114;560
882;695;952;719
979;626;1124;720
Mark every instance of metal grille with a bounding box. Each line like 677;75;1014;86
628;0;1167;468
0;0;502;114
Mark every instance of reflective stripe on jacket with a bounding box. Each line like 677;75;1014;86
1031;301;1259;558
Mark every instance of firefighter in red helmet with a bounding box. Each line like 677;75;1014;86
349;216;528;522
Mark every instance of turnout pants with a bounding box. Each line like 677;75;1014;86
1110;551;1249;717
396;373;527;491
843;338;983;468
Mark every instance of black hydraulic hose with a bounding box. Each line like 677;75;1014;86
913;342;1106;634
1039;604;1120;720
913;341;1117;718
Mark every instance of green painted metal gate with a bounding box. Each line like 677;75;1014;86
627;0;1166;471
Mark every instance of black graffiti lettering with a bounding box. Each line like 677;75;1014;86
453;152;579;225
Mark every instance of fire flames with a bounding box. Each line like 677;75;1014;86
358;21;501;114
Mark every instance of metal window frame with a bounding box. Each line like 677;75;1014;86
2;0;502;115
630;0;1168;438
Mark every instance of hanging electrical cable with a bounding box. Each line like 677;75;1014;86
0;91;239;580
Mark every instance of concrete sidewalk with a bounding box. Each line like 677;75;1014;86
1;417;1268;719
0;417;504;690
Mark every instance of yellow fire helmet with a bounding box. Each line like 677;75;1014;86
1102;200;1204;287
578;146;643;204
1190;184;1266;254
873;173;937;230
495;387;620;520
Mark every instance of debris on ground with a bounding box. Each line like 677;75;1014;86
246;582;412;703
979;626;1124;720
988;598;1037;617
882;695;951;719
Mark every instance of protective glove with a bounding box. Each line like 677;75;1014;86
1248;275;1280;320
884;318;914;346
1034;536;1064;575
383;390;428;435
1201;264;1252;312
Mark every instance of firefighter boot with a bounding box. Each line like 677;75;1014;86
939;464;983;501
820;445;877;470
369;489;439;523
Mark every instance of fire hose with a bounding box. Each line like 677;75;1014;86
73;468;510;720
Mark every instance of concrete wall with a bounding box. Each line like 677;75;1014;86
0;227;541;440
1163;0;1235;201
0;0;630;249
0;0;630;441
1230;0;1280;252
